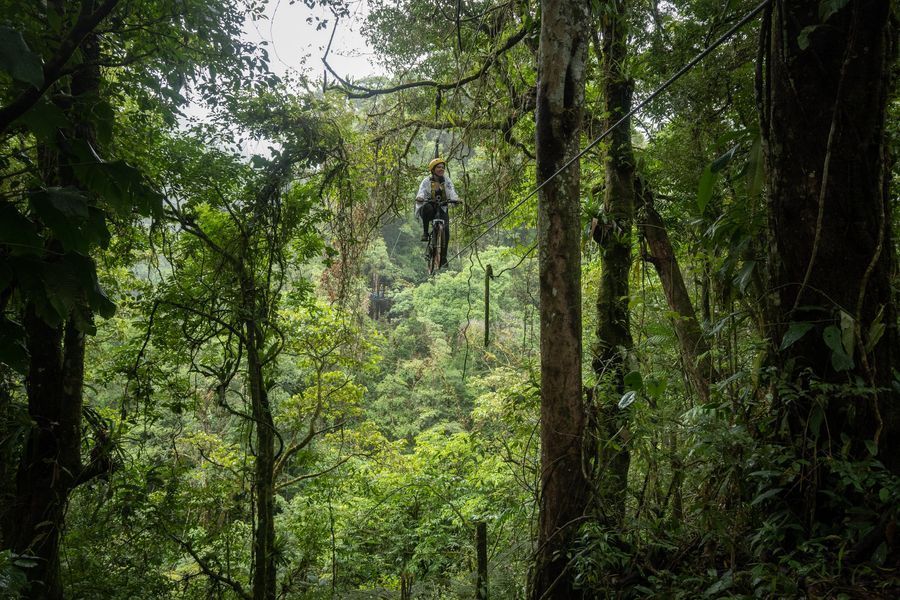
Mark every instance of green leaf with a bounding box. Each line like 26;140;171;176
865;306;885;354
780;322;813;351
751;487;782;506
14;98;68;143
823;325;854;371
88;98;116;148
15;251;112;330
73;154;163;218
746;135;765;198
0;203;42;256
703;569;733;596
797;26;817;51
64;252;115;320
839;310;855;361
30;188;95;253
819;0;850;21
86;207;111;249
644;376;666;399
9;257;63;326
864;439;878;457
732;261;756;295
0;317;28;374
11;554;39;568
879;488;890;503
810;404;824;437
822;325;842;352
697;165;716;214
46;187;90;218
0;27;44;88
623;370;643;391
873;542;888;565
710;145;739;173
42;261;82;319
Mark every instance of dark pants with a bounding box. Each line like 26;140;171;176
420;202;450;265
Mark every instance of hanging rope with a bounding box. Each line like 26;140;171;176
445;0;771;265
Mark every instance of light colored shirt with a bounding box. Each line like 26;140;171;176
414;175;458;218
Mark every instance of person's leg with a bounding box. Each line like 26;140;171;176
419;202;436;240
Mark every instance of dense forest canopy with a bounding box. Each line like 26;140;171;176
0;0;897;598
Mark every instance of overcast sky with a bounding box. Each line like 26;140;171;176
244;0;385;81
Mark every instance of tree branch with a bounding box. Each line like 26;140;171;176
322;23;531;99
169;533;250;599
272;398;328;476
0;0;122;134
275;452;362;491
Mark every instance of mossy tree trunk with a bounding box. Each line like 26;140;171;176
592;0;635;528
6;4;102;595
761;0;899;520
245;287;277;600
635;179;717;402
530;0;591;598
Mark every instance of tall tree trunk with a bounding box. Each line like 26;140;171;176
245;294;277;600
0;372;13;539
6;4;100;594
591;0;634;528
8;311;84;599
530;0;590;598
635;178;717;401
761;0;898;514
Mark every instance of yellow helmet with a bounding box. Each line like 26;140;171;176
428;157;446;172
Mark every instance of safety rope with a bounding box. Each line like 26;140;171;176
446;0;771;265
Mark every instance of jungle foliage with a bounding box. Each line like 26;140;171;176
0;0;897;599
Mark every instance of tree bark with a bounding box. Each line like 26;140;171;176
635;179;717;402
530;1;591;598
591;0;634;528
244;154;296;600
475;520;488;600
7;310;84;599
761;0;898;505
244;284;277;600
5;4;100;595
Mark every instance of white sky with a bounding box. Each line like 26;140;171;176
182;1;384;152
245;0;385;81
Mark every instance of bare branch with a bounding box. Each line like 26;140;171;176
275;452;365;491
322;23;531;99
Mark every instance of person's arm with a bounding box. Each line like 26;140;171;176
416;177;430;202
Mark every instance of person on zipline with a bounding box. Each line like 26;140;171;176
415;157;460;243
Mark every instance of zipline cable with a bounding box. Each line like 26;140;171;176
447;0;770;265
